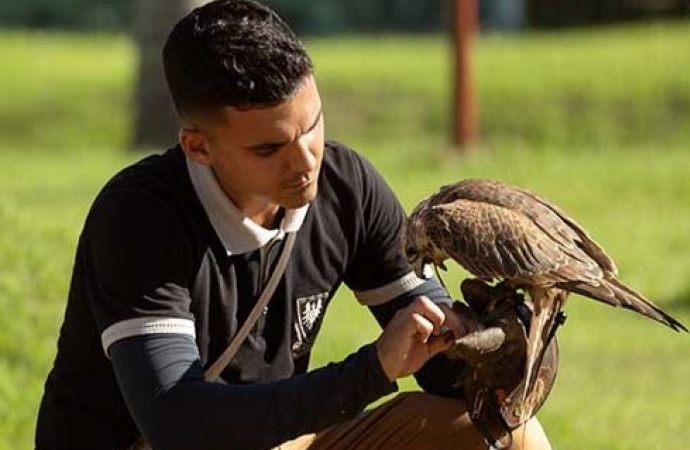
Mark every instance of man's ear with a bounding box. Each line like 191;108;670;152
179;127;212;166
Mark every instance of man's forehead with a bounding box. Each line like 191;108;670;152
224;78;320;127
185;74;321;138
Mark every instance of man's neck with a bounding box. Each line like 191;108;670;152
249;205;283;230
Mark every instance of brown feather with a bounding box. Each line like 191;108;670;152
404;177;688;437
404;178;687;333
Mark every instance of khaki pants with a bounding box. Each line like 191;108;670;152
279;392;551;450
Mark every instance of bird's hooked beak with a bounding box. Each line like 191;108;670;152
413;257;449;289
432;262;448;289
411;256;447;278
402;223;448;281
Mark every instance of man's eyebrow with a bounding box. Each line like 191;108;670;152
245;107;322;151
306;107;323;132
246;140;285;151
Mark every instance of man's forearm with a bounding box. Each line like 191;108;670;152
110;334;396;450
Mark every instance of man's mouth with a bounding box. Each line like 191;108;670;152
286;176;315;189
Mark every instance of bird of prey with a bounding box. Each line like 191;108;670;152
403;178;687;423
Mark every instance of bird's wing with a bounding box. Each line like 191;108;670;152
509;183;618;275
423;199;603;286
433;179;618;276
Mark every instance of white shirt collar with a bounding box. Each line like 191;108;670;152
186;156;308;255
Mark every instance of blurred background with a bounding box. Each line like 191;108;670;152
0;1;689;449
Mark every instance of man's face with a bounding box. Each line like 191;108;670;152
182;75;324;222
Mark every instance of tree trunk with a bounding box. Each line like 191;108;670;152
131;0;209;151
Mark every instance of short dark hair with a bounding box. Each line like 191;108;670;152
162;0;313;118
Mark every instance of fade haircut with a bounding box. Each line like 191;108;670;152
162;0;313;118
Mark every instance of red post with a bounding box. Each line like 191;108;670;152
453;0;479;148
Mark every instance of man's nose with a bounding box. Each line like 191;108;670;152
287;137;317;172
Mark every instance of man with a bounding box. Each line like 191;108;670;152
36;1;551;449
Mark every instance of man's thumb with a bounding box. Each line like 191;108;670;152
427;331;455;357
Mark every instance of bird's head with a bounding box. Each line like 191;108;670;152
402;214;449;279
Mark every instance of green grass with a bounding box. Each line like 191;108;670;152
309;22;690;149
1;23;689;449
0;32;133;151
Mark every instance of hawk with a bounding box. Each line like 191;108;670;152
403;178;687;423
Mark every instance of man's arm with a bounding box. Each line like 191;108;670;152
111;278;470;450
110;335;395;450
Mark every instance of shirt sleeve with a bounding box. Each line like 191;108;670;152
81;188;196;346
340;149;416;304
111;334;397;450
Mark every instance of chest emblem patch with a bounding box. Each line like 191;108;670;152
293;292;328;356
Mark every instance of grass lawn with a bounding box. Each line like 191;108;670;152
1;23;689;449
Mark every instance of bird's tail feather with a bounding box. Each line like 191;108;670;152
520;289;566;425
564;278;687;332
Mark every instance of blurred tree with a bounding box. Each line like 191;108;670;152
262;0;446;35
0;0;130;30
481;0;526;31
262;0;348;34
526;0;689;28
367;0;446;33
132;0;209;150
0;0;685;33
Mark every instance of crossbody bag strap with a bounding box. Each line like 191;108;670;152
128;233;296;450
204;231;296;381
128;233;297;450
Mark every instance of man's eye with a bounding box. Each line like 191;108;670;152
254;144;281;156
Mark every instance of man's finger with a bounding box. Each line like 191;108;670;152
440;302;481;338
427;331;455;357
411;312;435;343
411;296;446;335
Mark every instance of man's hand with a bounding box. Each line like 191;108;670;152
375;296;476;382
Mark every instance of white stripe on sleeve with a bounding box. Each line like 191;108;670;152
101;317;196;356
353;271;427;306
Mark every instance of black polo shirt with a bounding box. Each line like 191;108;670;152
36;142;440;449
